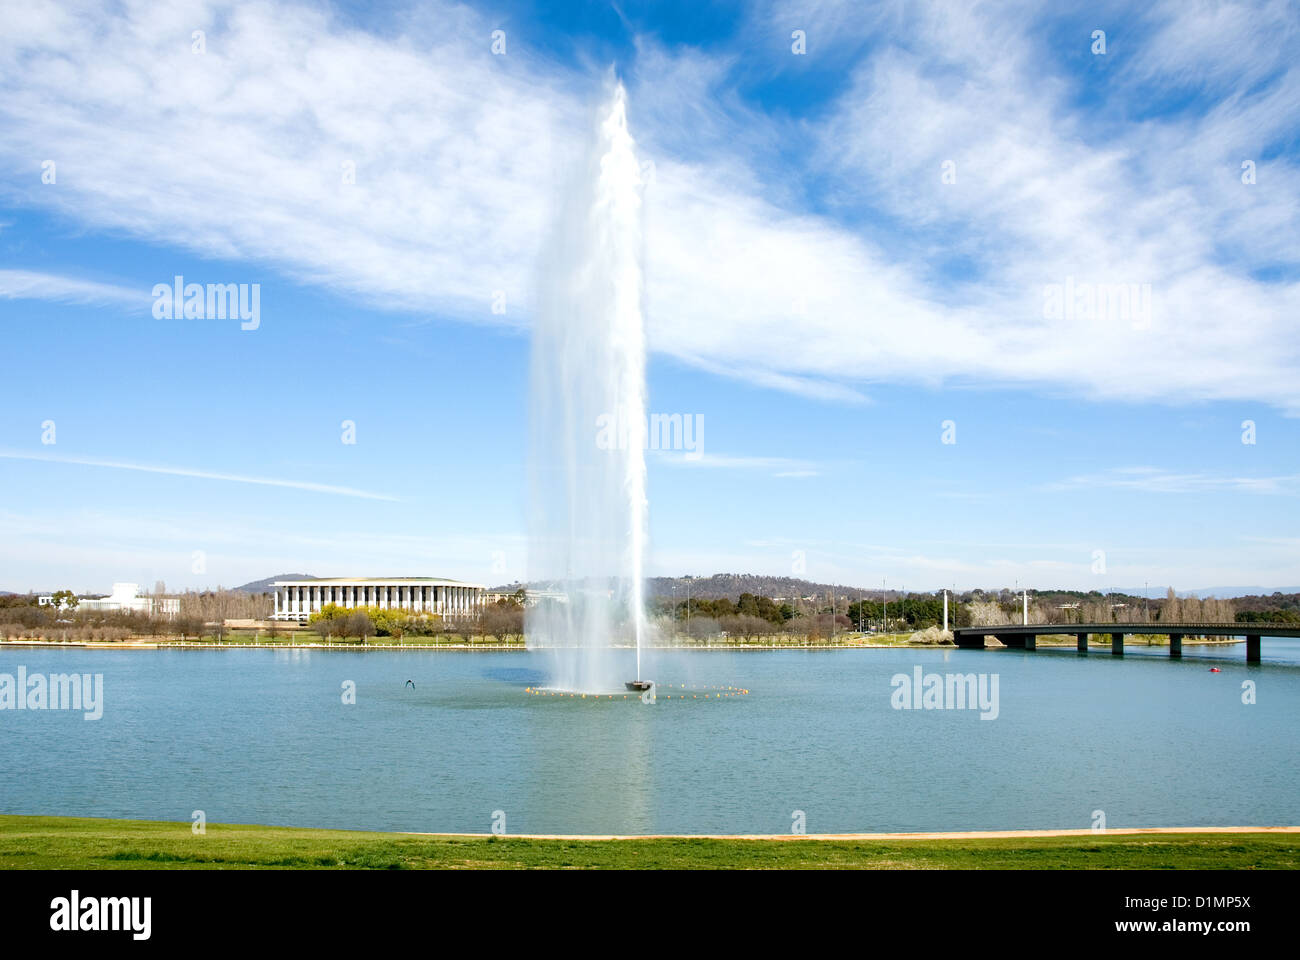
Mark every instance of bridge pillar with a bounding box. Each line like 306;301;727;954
1076;632;1088;653
1023;633;1036;651
1111;633;1124;656
1246;635;1260;663
1168;633;1183;658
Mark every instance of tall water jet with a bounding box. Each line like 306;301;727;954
527;82;649;693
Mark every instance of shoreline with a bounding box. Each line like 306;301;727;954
4;815;1297;869
0;635;1250;652
404;824;1300;841
1;814;1293;841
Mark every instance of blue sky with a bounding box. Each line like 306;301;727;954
1;0;1298;594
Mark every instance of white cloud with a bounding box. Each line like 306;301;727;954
0;0;1296;413
0;269;144;306
0;450;399;500
651;450;819;475
1050;466;1300;495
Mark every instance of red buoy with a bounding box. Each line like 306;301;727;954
1209;668;1221;673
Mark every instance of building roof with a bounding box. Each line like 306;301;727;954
271;577;485;588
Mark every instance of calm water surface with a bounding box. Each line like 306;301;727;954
3;641;1297;834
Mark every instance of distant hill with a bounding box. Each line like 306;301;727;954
1182;586;1300;599
645;574;852;600
232;574;316;594
496;574;887;600
233;572;1300;610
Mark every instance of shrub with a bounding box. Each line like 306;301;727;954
909;626;955;645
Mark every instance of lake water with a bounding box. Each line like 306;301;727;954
3;640;1298;835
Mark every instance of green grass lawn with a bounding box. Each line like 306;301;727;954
2;816;1296;869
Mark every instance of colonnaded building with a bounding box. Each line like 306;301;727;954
270;577;487;621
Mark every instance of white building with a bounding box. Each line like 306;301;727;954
73;583;180;618
271;577;487;621
484;587;569;606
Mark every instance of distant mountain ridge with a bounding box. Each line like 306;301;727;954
232;574;316;594
231;573;1300;602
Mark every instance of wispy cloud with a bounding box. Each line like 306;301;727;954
651;450;819;476
0;0;1295;411
0;450;398;501
0;269;144;306
1049;466;1300;495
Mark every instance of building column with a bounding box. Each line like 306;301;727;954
273;589;280;619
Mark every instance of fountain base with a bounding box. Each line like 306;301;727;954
625;680;653;691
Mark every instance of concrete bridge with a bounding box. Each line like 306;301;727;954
950;623;1300;662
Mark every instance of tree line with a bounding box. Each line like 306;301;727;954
309;597;525;642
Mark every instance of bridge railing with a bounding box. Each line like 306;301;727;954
956;621;1247;630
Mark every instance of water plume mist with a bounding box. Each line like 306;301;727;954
526;81;648;693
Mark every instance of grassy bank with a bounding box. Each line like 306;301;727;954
2;816;1296;869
